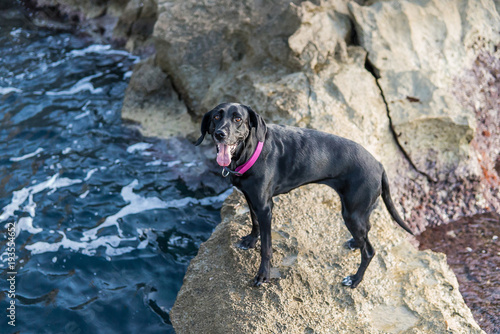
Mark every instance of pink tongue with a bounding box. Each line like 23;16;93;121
216;144;232;167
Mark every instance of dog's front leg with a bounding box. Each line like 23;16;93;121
242;190;273;286
253;200;273;286
239;193;259;250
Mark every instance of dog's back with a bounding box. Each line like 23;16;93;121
263;124;384;197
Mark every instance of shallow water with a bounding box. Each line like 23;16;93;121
417;213;500;334
0;5;228;333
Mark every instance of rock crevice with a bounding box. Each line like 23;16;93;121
364;56;438;183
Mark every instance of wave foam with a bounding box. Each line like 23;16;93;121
46;73;104;96
10;147;44;162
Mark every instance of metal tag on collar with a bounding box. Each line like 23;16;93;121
222;167;242;177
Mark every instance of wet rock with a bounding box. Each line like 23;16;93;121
28;0;158;52
171;188;484;333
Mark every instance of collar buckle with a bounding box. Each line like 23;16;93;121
222;167;242;178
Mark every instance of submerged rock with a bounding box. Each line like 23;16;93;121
171;187;484;333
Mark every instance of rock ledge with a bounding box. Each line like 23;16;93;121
171;186;483;334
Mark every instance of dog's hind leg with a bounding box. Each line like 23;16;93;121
344;238;360;251
339;190;378;288
341;227;375;289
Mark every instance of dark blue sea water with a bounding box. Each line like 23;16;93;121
0;4;228;333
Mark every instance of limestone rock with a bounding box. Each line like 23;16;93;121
171;188;484;334
122;59;196;138
113;0;158;51
153;0;301;113
288;1;352;71
349;0;500;180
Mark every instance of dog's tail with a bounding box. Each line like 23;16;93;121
381;170;414;235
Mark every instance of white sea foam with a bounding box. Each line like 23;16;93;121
84;168;99;181
127;142;153;153
0;173;86;264
46;73;104;96
0;87;22;95
25;194;36;217
123;71;133;79
75;110;91;120
145;159;182;167
81;181;233;242
26;231;137;256
10;28;21;37
145;159;163;166
10;147;44;162
68;44;132;58
167;160;182;167
6;176;231;258
73;101;92;120
0;174;82;223
81;180;169;241
16;217;43;236
79;190;90;199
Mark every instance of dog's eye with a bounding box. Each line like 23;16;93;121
234;117;242;122
213;114;221;120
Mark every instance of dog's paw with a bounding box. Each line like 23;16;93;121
341;275;362;289
341;276;353;287
254;264;270;287
253;273;270;287
238;235;258;250
344;238;359;251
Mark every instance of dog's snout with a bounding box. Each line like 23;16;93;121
215;130;227;141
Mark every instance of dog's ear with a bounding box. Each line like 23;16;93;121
245;105;267;142
194;110;213;146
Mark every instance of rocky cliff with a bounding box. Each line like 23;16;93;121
28;0;500;332
129;0;499;231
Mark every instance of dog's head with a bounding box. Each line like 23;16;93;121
194;103;267;167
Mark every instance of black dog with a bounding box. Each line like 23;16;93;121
195;102;413;288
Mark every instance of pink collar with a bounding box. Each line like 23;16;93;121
222;141;264;177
